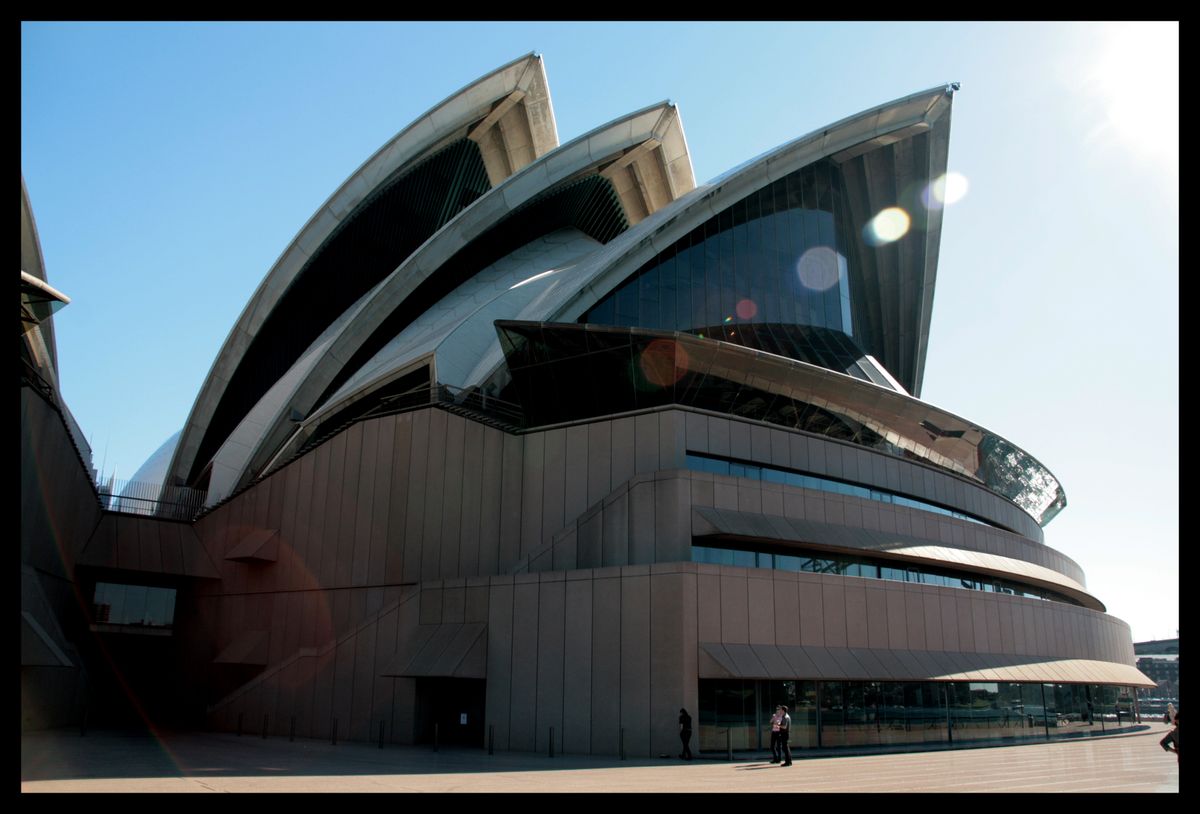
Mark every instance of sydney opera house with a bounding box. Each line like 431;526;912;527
21;54;1153;756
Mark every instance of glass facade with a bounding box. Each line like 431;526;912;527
691;544;1080;606
92;582;176;629
582;159;855;351
494;322;1067;528
699;680;1139;754
687;452;994;528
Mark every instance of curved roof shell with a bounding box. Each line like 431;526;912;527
169;53;557;488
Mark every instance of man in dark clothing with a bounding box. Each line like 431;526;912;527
678;708;693;760
778;705;792;766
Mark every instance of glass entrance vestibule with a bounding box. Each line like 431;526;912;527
698;680;1139;753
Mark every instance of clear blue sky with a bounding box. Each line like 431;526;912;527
21;22;1178;644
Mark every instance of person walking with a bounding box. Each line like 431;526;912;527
1160;710;1179;763
769;705;783;763
678;708;693;760
778;705;792;766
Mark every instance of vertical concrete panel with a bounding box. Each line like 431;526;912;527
797;578;826;646
697;572;722;642
649;572;687;757
628;480;656;565
602;492;629;567
521;432;545;559
747;577;776;645
611;417;636;488
750;424;771;462
970;596;990;653
564;425;590;522
768;428;790;468
383;415;410;586
904;590;926;651
588;425;614;506
136;518;161;574
351;420;378;587
654;477;690;564
499;432;524;571
563;577;593;754
509;579;540;751
334;424;364;588
923;592;944;651
268;583;289;665
808;439;827;477
439;414;465;578
116;514;141;572
844;582;868;647
534;577;566;752
276;460;301;590
985;599;1003;655
459;421;484;578
773;575;800;646
709;417;734;458
885;588;909;649
350;619;378;741
590;577;622;755
400;414;428;583
486;581;514;750
371;606;399;741
541;427;566;543
420;411;448;582
728;420;750;460
684;411;708;453
658;410;685;470
620;574;651;756
822;583;847;648
789;434;810;472
442;586;466;624
367;415;394;586
719;574;749;644
956;595;977;652
578;511;602;569
634;413;659;474
330;634;358;742
840;446;858;483
477;428;504;577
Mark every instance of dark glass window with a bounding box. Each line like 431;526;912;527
582;158;856;370
92;582;176;628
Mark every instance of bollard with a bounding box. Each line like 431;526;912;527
434;722;439;752
378;720;385;749
289;715;296;742
332;718;338;746
620;727;626;760
549;726;554;758
262;714;269;739
237;712;243;737
488;724;494;755
726;728;732;762
80;706;88;737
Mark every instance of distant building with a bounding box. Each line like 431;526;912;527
22;54;1154;753
1135;638;1179;704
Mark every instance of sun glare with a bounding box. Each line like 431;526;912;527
1082;22;1178;172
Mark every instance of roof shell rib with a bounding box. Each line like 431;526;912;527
168;53;557;489
550;84;955;397
201;98;694;502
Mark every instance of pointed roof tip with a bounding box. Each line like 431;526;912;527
946;81;961;94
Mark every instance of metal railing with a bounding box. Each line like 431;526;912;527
95;477;207;522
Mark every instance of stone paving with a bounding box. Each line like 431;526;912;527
21;722;1179;793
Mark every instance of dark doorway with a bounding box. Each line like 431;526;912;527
414;678;486;748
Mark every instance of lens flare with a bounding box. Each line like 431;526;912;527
863;207;911;246
735;298;758;319
638;338;687;387
723;315;733;324
922;172;968;209
797;246;839;291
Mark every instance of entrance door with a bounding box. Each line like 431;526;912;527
414;678;486;747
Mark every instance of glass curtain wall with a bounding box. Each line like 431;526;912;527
582;159;854;352
699;680;1138;754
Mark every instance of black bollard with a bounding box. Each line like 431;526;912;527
80;706;88;737
332;718;338;746
727;728;732;762
289;715;296;742
488;724;494;755
434;722;439;752
620;727;626;760
262;714;269;739
378;720;385;749
549;726;554;758
237;712;243;737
